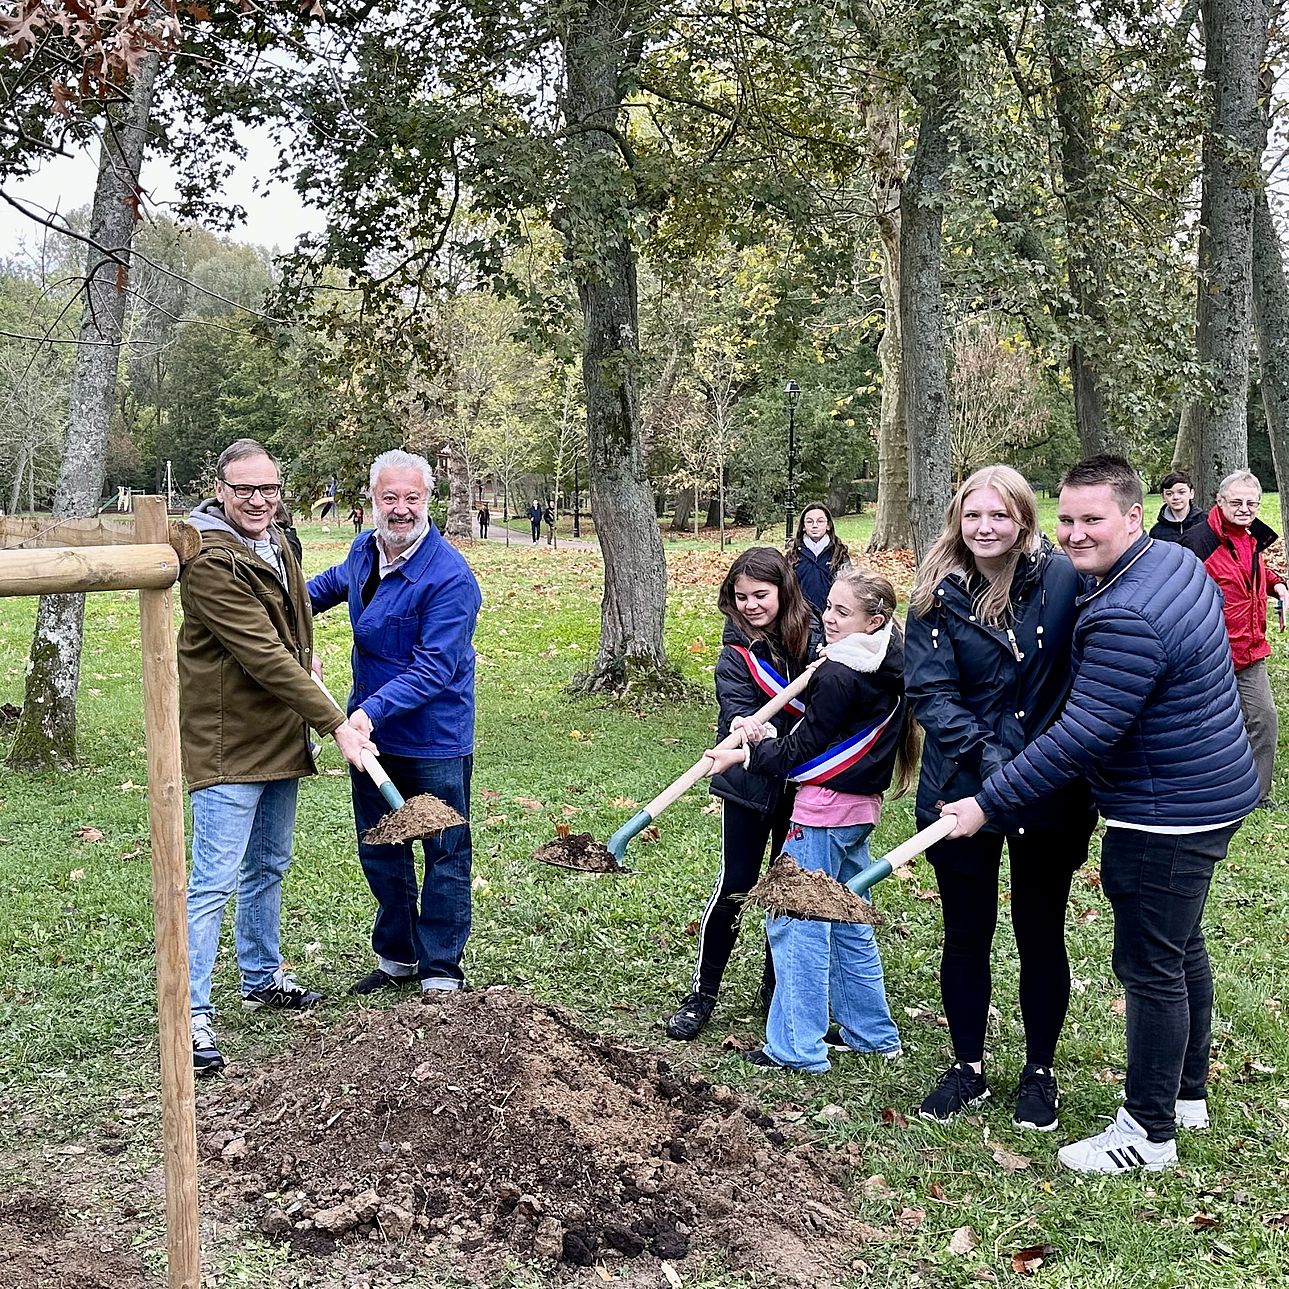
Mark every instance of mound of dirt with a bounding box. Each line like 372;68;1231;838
746;855;880;925
0;1190;146;1289
361;793;465;845
531;831;626;873
199;989;873;1284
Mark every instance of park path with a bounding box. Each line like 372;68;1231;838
472;522;599;553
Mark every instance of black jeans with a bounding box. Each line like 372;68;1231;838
1100;823;1239;1142
690;797;791;998
928;820;1092;1068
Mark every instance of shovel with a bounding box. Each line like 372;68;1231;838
533;659;823;874
746;815;958;923
309;674;464;844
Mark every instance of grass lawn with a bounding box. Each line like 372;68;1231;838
1;522;1288;1286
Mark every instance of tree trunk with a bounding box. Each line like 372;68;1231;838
1187;0;1266;504
8;55;159;771
900;67;959;561
444;441;472;539
864;82;914;551
1045;2;1119;456
1253;167;1289;539
562;2;669;691
671;488;693;531
704;495;721;528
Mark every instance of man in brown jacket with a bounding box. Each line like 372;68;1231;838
179;439;372;1076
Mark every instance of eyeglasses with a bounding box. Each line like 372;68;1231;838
219;480;281;501
1222;498;1261;512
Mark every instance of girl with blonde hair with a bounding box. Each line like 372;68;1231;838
906;465;1094;1130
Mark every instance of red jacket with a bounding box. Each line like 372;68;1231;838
1182;506;1285;670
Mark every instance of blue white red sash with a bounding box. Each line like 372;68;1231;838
788;705;899;785
731;645;806;717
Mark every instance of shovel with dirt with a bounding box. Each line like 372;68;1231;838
745;815;958;923
310;675;464;844
532;660;823;875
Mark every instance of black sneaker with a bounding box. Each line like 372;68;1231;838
918;1061;991;1121
191;1014;224;1077
741;1049;785;1070
1013;1063;1060;1131
242;967;323;1011
665;992;717;1041
349;968;418;996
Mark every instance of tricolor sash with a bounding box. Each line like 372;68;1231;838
731;645;807;717
787;705;899;785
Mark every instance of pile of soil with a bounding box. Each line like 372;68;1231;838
0;1189;145;1289
531;831;626;873
746;856;880;925
199;990;872;1284
362;793;465;845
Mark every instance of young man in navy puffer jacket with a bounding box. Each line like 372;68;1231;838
941;456;1260;1175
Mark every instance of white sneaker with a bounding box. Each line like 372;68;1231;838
1175;1098;1210;1130
1057;1107;1178;1174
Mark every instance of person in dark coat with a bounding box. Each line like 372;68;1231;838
943;455;1261;1173
665;547;820;1042
906;465;1094;1132
527;500;542;543
1148;470;1205;543
787;502;851;614
477;504;490;539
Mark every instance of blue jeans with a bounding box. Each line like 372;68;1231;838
1100;823;1239;1141
351;753;472;985
188;778;299;1017
765;822;901;1072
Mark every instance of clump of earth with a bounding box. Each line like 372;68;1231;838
199;989;872;1284
530;831;625;873
747;855;880;925
361;793;464;845
0;1189;145;1289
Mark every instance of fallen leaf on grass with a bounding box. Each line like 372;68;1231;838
68;869;85;882
74;826;104;842
880;1107;909;1128
719;1033;751;1051
990;1146;1032;1173
1076;907;1099;924
1011;1243;1055;1275
611;796;638;809
481;814;508;826
660;1260;682;1288
862;1174;892;1198
514;797;543;811
594;1265;612;1282
639;825;661;843
1110;997;1127;1016
701;800;721;814
896;1207;925;1231
480;788;501;800
1191;1212;1222;1229
1262;1213;1289;1228
560;803;580;817
948;1226;978;1255
119;847;141;860
928;1181;947;1201
684;920;701;935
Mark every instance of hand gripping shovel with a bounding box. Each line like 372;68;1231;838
309;675;464;844
532;659;823;874
746;815;957;923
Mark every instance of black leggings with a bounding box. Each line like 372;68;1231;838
929;823;1091;1067
690;797;791;997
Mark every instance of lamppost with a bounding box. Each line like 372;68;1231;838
784;379;801;542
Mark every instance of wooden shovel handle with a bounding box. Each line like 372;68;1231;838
641;660;822;820
882;815;957;871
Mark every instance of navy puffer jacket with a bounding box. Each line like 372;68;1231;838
710;617;821;813
977;535;1261;828
905;540;1092;832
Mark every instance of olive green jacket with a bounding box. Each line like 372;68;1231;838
177;509;343;791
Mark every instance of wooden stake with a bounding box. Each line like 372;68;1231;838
134;496;200;1289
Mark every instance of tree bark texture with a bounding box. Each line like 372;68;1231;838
1252;183;1289;539
444;441;472;539
562;1;669;688
9;54;160;771
1188;0;1266;504
1045;2;1118;456
900;68;959;561
864;84;914;551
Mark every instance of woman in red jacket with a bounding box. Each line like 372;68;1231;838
1183;470;1288;806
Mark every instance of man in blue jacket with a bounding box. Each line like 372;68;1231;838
309;450;482;995
942;455;1260;1174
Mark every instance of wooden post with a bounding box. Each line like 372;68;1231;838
134;496;200;1289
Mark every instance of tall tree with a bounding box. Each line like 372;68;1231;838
8;54;160;770
1186;0;1267;503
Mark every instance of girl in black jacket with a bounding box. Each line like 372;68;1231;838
787;502;851;614
706;570;918;1071
665;548;818;1041
905;465;1094;1130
